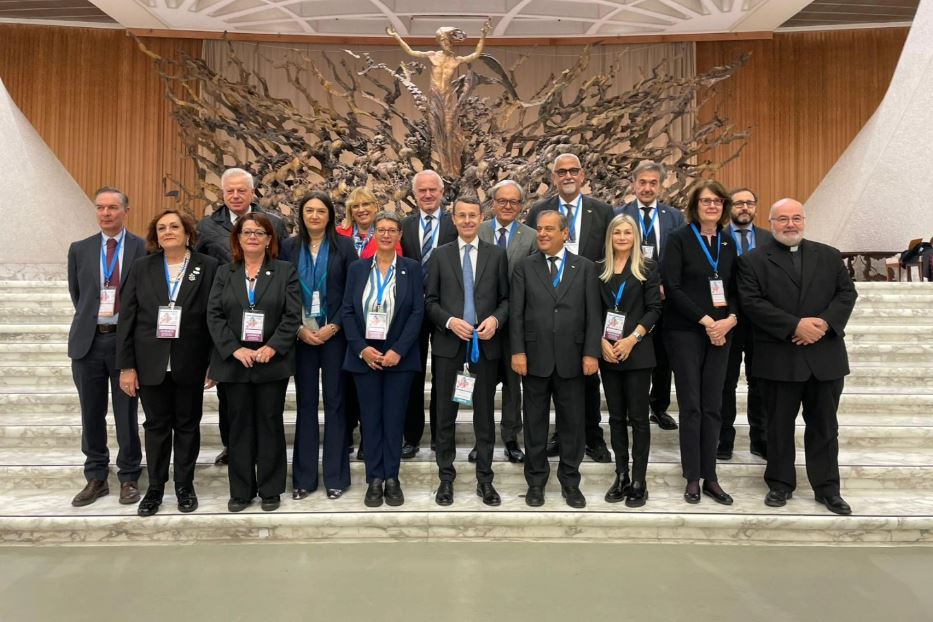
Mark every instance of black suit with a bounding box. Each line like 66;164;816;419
116;251;218;490
737;238;857;496
425;239;509;484
510;250;601;488
67;230;145;484
400;210;457;448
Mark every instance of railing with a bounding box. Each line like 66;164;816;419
841;251;928;282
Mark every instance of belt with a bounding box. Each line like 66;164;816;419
96;324;118;334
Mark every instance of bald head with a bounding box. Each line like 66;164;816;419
769;198;806;246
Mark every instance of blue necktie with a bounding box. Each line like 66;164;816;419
421;215;434;263
563;203;575;242
463;244;476;326
497;226;508;249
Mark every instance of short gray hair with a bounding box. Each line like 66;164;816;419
551;153;582;170
632;160;666;182
374;210;403;229
490;179;525;202
221;168;255;189
412;169;445;190
94;186;129;209
537;209;568;231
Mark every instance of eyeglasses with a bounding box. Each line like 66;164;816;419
554;168;582;177
239;229;268;238
494;198;522;208
349;201;376;210
376;228;399;236
733;200;757;208
770;216;805;225
699;198;724;206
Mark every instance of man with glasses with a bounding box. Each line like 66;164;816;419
737;198;857;515
718;188;771;461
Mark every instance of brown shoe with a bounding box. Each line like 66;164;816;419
72;479;108;507
119;481;140;505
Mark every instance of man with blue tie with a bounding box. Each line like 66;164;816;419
718;187;772;460
617;161;685;431
400;169;458;457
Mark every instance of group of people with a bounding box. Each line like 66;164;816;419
66;154;858;517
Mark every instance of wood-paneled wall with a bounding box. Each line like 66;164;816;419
0;24;201;235
696;29;908;226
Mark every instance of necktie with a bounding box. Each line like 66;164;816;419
462;244;476;326
421;215;434;263
497;226;508;249
106;238;120;313
739;228;750;253
640;206;652;238
548;256;559;286
563;203;575;242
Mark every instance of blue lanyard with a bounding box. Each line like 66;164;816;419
246;277;257;308
163;253;189;305
730;226;753;256
496;219;517;244
374;264;394;307
639;206;659;244
551;255;566;288
689;224;721;278
614;279;627;309
100;232;124;286
559;196;582;241
466;331;480;365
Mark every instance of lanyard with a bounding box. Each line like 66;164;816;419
613;279;627;309
639;206;659;244
497;220;517;244
247;276;257;309
466;331;480;366
551;254;566;288
689;224;721;278
730;226;753;256
100;232;125;286
559;196;582;241
374;264;394;307
163;253;190;307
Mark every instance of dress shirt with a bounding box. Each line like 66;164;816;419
637;201;662;249
97;229;126;325
361;256;398;329
558;195;583;241
419;209;442;252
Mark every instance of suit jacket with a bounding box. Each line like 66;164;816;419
67;230;146;360
509;250;602;378
737;238;857;382
425;239;509;360
279;234;358;327
525;195;613;262
400;210;458;263
616;200;684;262
195;203;289;264
115;251;218;385
596;258;662;371
341;256;425;374
477;219;537;278
727;224;772;257
206;258;301;383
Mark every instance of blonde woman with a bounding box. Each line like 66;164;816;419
337;187;403;259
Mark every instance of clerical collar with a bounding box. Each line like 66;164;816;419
774;239;801;253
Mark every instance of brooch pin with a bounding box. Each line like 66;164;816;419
265;271;272;275
188;274;197;281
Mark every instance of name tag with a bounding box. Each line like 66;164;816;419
641;245;655;259
365;311;388;340
453;371;475;406
242;310;265;342
603;311;626;341
99;288;117;317
309;291;322;317
709;278;727;308
156;306;182;339
565;241;579;256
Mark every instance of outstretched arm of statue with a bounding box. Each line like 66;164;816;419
386;26;430;59
456;19;492;63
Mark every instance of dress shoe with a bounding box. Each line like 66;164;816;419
765;489;792;508
71;479;108;507
585;444;612;463
214;447;229;465
525;485;545;507
684;481;701;504
384;478;404;506
176;485;198;513
292;488;311;500
625;481;649;508
561;485;586;509
749;445;768;460
716;447;733;460
261;495;280;511
546;433;560;457
815;493;852;516
435;480;453;506
702;482;734;506
400;443;419;459
468;447;478;463
327;488;345;500
364;479;384;507
604;473;632;503
650;411;678;430
228;497;251;512
476;482;501;506
119;481;141;505
137;489;163;517
356;447;365;460
504;441;525;463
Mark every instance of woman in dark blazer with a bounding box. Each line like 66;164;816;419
207;212;301;512
280;192;358;500
341;211;423;507
661;180;739;505
116;209;218;517
596;214;662;508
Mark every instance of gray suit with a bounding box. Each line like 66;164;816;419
478;219;537;443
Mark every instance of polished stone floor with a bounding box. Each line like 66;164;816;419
2;543;931;621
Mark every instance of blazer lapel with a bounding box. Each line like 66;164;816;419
448;244;464;290
230;263;251;308
474;241;491;284
766;247;801;288
149;254;170;306
532;253;558;301
554;252;580;303
252;259;275;306
578;197;592;252
172;253;206;309
799;241;819;301
390;261;410;332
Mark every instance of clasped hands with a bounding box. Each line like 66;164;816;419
701;315;737;347
793;317;829;345
601;336;636;364
448;316;497;341
361;346;401;370
511;354;598;377
298;323;339;346
233;345;277;368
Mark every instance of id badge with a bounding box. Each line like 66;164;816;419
603;311;626;341
641;245;655;259
453;370;476;406
309;291;322;317
242;310;265;342
99;287;116;317
709;278;727;308
365;311;388;340
156;306;182;339
565;241;579;256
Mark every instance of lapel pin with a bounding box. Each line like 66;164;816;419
265;271;272;276
188;274;196;281
401;270;407;275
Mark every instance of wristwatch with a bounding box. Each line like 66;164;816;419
632;331;644;343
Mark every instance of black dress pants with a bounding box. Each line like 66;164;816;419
584;373;605;447
404;324;437;446
719;321;766;452
138;373;204;489
648;318;672;416
601;367;652;482
497;332;523;444
522;372;585;488
224;379;288;500
217;382;230;448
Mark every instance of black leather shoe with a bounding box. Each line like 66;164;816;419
292;488;311;500
604;473;632;503
545;433;560;457
261;495;280;511
228;497;251;512
684;482;701;504
327;488;344;500
364;479;384;507
625;481;648;508
525;485;545;507
765;489;792;507
650;411;678;430
435;480;454;506
176;485;198;513
585;444;612;463
750;445;768;460
476;482;501;506
400;443;419;459
561;485;586;509
137;489;163;517
384;478;404;506
815;494;852;516
214;447;229;465
716;447;733;460
702;482;734;505
467;447;477;463
504;441;525;463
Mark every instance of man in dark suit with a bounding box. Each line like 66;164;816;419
526;154;613;463
426;196;510;506
400;169;458;458
67;187;146;507
511;210;602;508
737;198;857;516
718;187;772;461
195;167;289;465
616;160;685;432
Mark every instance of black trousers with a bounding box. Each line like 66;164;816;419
224;379;288;500
434;351;497;484
648;318;672;415
217;382;230;448
584;373;605;447
601;367;652;482
522;372;585;488
404;324;437;446
497;333;523;444
138;373;204;490
344;374;361;448
71;331;141;483
354;370;416;482
760;376;843;496
719;322;766;452
665;329;731;482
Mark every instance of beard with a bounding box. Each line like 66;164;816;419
731;212;753;225
773;230;803;247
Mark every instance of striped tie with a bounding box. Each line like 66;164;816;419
421;215;435;263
